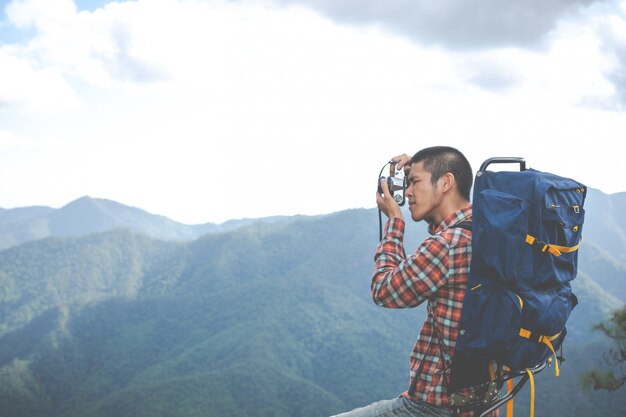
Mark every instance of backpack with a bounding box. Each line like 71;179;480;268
447;158;586;416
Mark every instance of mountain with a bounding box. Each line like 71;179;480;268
0;196;293;250
583;188;626;262
0;211;413;417
0;190;624;417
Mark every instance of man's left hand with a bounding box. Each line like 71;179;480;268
376;178;403;220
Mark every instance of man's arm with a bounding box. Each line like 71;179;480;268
371;219;451;308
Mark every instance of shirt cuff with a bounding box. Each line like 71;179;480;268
384;217;405;239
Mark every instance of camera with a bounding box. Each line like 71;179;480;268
378;162;406;206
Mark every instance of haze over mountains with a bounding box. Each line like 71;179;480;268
0;191;624;416
0;196;295;251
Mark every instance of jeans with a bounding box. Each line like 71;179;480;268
331;397;453;417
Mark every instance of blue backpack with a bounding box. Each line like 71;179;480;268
447;158;586;416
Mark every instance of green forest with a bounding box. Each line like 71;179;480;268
0;193;624;416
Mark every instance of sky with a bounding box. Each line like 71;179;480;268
0;0;625;224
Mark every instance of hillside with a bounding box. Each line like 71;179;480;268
0;196;293;250
0;211;415;416
0;191;624;416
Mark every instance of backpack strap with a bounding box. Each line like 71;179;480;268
518;329;561;377
525;234;581;257
452;220;472;232
435;219;475;413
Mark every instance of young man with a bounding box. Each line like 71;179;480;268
333;146;474;417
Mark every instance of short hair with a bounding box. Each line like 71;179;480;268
409;146;473;200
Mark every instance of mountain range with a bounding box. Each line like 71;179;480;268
0;196;292;251
0;192;624;417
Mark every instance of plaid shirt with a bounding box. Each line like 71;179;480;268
372;205;476;414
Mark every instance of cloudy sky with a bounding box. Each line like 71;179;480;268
1;0;625;224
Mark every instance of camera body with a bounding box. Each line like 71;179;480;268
378;164;406;206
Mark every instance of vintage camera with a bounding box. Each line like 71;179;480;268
378;162;406;206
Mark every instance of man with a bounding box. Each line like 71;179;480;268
333;146;475;417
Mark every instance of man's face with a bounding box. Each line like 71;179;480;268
405;161;442;223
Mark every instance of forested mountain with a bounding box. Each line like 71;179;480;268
0;196;291;250
0;190;624;416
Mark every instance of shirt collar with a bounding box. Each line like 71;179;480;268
428;204;473;235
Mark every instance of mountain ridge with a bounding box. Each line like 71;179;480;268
0;190;624;416
0;195;298;250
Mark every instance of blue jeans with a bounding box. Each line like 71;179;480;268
331;397;453;417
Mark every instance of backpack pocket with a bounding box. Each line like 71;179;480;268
533;288;576;339
543;187;585;248
459;283;523;355
505;288;576;370
474;189;527;283
536;187;585;285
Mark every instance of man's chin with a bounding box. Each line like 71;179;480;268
410;212;424;222
409;211;431;224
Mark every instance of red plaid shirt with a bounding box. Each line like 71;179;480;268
372;205;478;415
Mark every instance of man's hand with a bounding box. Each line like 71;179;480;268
390;154;411;175
376;177;403;220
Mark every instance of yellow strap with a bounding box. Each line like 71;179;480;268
489;362;496;380
506;378;514;417
518;329;561;377
543;332;561;342
525;234;581;257
525;369;535;417
546;240;581;256
538;336;560;377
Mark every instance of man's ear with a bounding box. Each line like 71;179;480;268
440;172;455;193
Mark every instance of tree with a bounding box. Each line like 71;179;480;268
583;304;626;391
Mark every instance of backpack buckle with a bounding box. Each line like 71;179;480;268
529;237;549;253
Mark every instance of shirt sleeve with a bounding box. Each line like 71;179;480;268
371;217;451;308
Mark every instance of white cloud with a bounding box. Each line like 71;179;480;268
0;0;625;223
272;0;609;49
6;0;77;30
588;1;626;107
0;130;21;151
5;0;165;87
0;46;81;113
